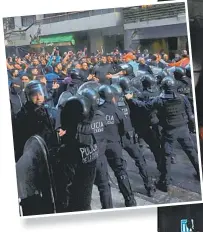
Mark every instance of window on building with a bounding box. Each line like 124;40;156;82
43;13;64;18
3;17;15;31
168;37;178;51
21;15;36;27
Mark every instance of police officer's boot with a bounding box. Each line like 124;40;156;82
136;163;156;197
171;156;176;164
144;180;156;197
117;175;137;207
125;195;137;207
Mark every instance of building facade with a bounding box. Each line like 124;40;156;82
4;3;187;56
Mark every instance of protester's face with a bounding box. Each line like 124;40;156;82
13;70;19;77
21;76;30;83
75;63;81;69
139;58;145;64
8;57;12;63
82;62;88;70
57;63;62;71
31;93;45;105
82;58;87;63
101;56;107;63
32;68;38;75
41;59;46;65
182;50;187;56
163;54;168;61
33;59;39;66
40;77;47;85
107;56;113;63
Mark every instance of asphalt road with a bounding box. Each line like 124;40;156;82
91;141;202;210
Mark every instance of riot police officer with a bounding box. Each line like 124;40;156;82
174;67;192;102
79;85;113;209
13;80;57;162
98;85;137;207
15;80;58;215
118;63;135;80
120;76;165;176
111;83;156;197
58;94;99;212
125;76;200;192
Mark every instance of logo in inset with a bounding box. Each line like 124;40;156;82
181;219;194;232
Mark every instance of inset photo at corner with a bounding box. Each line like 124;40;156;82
158;203;203;232
3;0;202;218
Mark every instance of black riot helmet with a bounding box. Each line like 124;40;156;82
141;74;157;91
130;77;143;91
185;64;191;78
119;76;131;94
118;63;133;75
79;88;100;110
98;85;114;104
70;68;82;80
161;76;176;93
111;84;126;106
173;67;186;80
24;80;45;105
62;95;92;125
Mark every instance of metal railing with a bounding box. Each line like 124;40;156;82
35;8;121;25
123;3;185;24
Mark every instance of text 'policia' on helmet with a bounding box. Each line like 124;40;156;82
24;80;45;102
161;76;176;91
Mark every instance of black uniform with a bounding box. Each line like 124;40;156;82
99;99;136;206
128;92;199;191
114;93;156;197
91;110;113;209
57;95;99;212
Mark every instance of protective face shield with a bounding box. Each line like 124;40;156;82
110;84;125;106
118;63;133;75
134;70;147;79
149;66;163;76
56;91;73;109
77;81;101;95
24;80;45;105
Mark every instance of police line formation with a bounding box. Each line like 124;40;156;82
7;48;200;216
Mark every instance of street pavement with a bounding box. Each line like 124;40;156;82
91;143;202;210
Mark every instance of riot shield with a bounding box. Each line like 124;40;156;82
16;135;57;216
149;66;163;76
56;91;73;109
77;81;101;95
